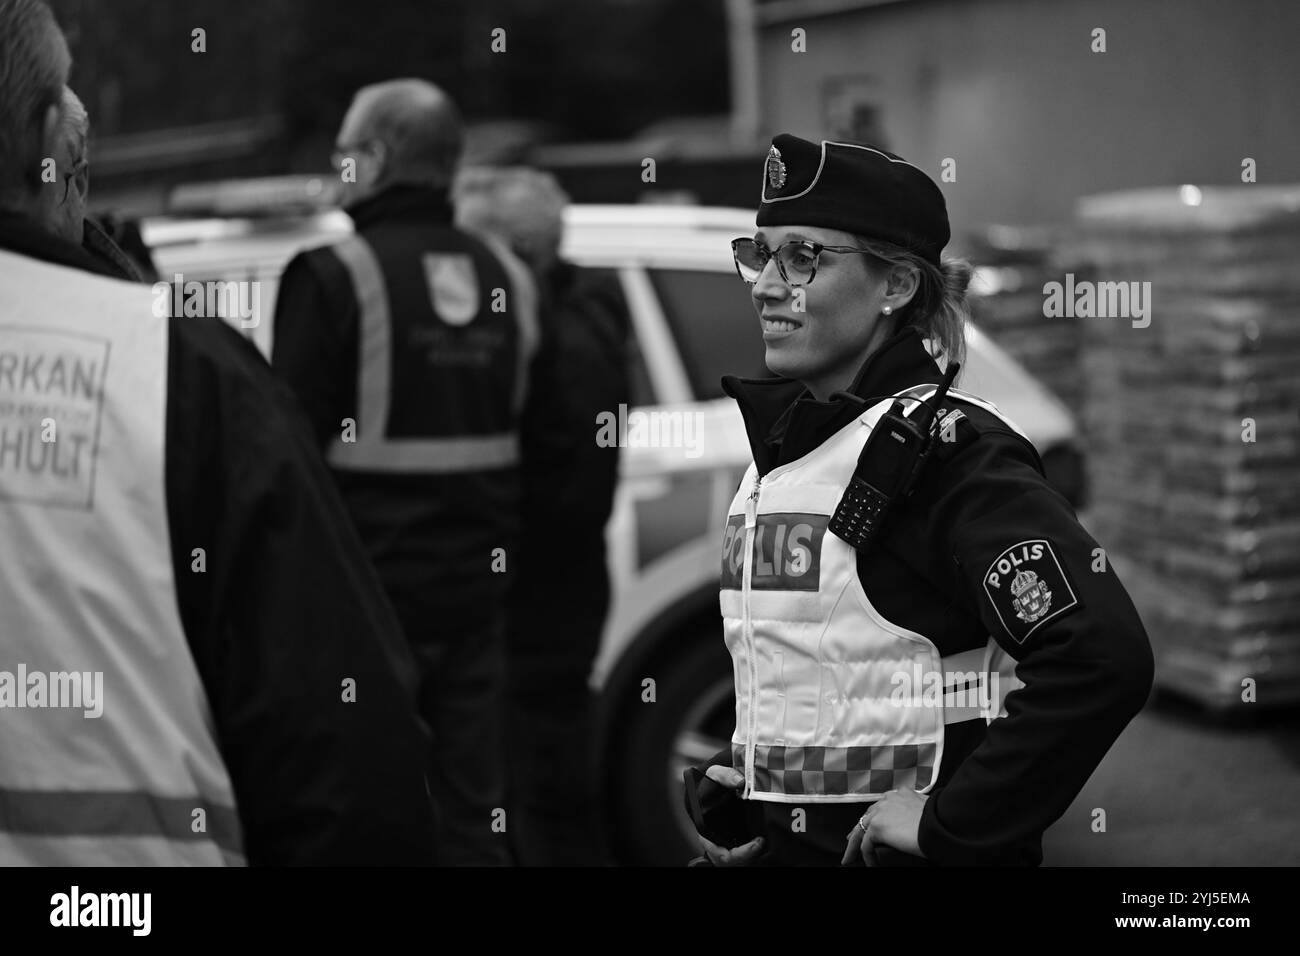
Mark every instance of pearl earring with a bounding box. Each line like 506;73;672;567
882;305;893;315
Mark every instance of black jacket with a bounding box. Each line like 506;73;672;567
0;213;439;865
506;260;631;687
704;326;1154;865
272;185;575;630
527;260;630;535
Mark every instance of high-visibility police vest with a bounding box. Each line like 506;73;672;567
719;383;1026;804
323;231;539;474
0;250;244;865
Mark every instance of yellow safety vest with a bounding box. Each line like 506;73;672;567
0;250;244;864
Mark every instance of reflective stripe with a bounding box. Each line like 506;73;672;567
937;408;966;438
331;431;519;473
325;234;532;473
733;743;937;799
0;788;243;858
330;235;392;465
938;647;995;725
0;832;246;867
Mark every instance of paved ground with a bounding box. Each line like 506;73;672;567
1041;690;1300;866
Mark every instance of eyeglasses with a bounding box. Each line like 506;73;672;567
61;157;88;205
330;140;381;172
730;237;879;287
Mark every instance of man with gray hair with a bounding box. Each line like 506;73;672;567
331;78;465;201
0;0;439;865
0;0;71;238
274;80;576;866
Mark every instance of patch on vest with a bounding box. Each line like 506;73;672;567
982;539;1079;643
422;254;479;326
720;512;826;591
0;327;108;510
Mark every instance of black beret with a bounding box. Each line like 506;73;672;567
755;134;950;267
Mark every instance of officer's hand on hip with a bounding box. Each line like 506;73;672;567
705;765;744;790
696;766;765;865
841;788;928;866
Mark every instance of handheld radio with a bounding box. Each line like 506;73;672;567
827;362;961;553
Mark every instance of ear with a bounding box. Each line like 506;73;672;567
883;263;920;311
39;102;63;169
369;141;389;180
72;162;89;203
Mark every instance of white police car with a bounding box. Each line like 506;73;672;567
140;179;1085;866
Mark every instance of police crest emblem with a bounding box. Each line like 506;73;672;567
766;146;787;190
1010;569;1052;623
982;539;1080;643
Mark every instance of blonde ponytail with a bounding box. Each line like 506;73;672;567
856;238;971;371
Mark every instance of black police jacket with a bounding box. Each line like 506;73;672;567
702;326;1155;866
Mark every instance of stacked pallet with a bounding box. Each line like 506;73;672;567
965;225;1087;418
1066;184;1300;710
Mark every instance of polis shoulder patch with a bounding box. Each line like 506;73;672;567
982;539;1079;643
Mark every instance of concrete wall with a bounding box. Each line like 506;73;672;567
756;0;1299;232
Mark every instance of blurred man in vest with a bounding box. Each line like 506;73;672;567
0;0;438;865
273;81;573;865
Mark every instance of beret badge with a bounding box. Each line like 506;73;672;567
755;134;951;266
765;145;787;190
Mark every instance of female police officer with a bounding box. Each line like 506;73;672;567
688;134;1154;866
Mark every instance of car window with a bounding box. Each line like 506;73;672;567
646;268;772;401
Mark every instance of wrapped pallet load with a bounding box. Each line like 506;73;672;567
1064;184;1300;711
966;224;1088;420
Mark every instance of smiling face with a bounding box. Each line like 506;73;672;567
748;224;918;401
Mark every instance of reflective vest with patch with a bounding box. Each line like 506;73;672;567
324;231;539;474
0;250;244;864
719;383;1026;804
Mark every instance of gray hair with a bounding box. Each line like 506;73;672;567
0;0;70;201
350;79;464;188
453;166;569;239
